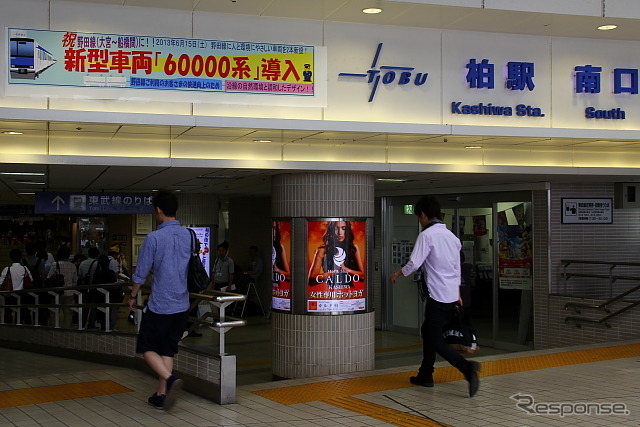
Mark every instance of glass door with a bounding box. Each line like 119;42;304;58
494;201;533;349
386;203;422;334
383;194;534;351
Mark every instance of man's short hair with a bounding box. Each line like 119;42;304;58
414;195;441;220
153;190;179;217
249;245;258;252
88;247;100;259
25;242;37;256
57;245;71;261
218;241;229;251
9;248;22;263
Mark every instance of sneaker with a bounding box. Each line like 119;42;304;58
148;393;165;409
163;375;183;411
409;375;434;387
466;361;481;397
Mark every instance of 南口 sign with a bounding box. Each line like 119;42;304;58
562;198;612;224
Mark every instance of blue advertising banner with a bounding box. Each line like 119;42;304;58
8;28;315;96
35;192;154;214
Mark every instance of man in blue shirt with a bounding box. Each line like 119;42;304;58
129;190;191;411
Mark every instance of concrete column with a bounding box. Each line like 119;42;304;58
271;173;375;378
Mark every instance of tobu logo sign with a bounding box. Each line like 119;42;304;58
338;42;428;102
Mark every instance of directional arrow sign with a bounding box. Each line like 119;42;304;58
51;195;65;211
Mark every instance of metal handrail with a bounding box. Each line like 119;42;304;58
562;260;640;326
565;300;640;328
185;290;247;355
1;284;247;343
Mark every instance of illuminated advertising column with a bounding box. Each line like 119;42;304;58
271;220;291;311
306;219;366;312
271;173;374;379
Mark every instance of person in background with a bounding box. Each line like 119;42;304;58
23;242;47;325
37;249;52;277
389;195;480;398
245;246;263;284
73;253;87;272
0;249;32;324
79;247;99;329
210;241;234;291
129;190;191;411
49;245;78;329
91;254;118;331
235;245;263;291
36;241;56;267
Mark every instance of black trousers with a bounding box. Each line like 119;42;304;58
418;297;473;378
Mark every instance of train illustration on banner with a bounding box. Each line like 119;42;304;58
9;29;57;79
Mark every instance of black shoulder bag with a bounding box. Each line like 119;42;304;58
187;228;209;293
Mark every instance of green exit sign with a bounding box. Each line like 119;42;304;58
403;205;414;215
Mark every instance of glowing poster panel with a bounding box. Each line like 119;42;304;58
272;220;291;311
307;220;366;313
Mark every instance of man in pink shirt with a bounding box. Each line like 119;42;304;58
390;195;480;397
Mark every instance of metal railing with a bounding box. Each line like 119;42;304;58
0;283;247;349
562;260;640;327
185;290;247;355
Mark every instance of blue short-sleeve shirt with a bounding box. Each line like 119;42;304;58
132;220;191;314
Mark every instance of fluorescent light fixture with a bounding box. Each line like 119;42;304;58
597;24;617;31
2;131;23;135
0;172;45;176
362;7;383;14
197;175;235;180
18;192;35;195
254;139;272;143
465;146;483;149
376;178;408;182
14;181;46;185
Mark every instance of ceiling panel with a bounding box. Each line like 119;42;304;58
49;122;120;134
0;121;48;132
194;0;273;14
262;0;349;20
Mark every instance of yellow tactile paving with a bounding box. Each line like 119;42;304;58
254;342;640;405
0;380;132;408
325;396;452;427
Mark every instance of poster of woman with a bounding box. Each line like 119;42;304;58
307;220;366;313
272;220;291;311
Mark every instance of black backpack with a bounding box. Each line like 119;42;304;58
22;257;44;289
79;259;97;286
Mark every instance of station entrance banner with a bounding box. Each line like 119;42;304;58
8;28;314;96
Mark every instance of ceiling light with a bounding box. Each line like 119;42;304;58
376;178;408;182
197;175;235;180
597;24;617;31
465;146;483;149
14;181;46;185
362;7;383;14
2;131;23;135
18;192;35;195
0;172;45;176
254;139;272;143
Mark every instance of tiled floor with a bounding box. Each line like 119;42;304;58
1;327;640;426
